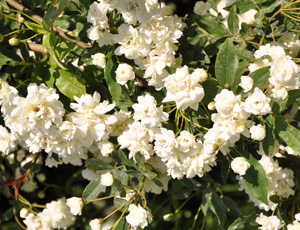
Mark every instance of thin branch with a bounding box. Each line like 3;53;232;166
27;42;46;54
5;0;91;50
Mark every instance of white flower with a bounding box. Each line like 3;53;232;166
115;63;135;85
231;157;250;175
238;9;257;26
87;2;108;29
194;1;211;15
92;53;106;68
20;208;29;218
163;65;205;110
113;24;149;59
132;94;168;128
177;131;196;153
90;218;102;230
87;26;102;41
254;44;288;64
117;0;147;24
271;87;288;99
256;213;284;230
0;125;16;155
244;88;271;115
250;124;266;141
101;172;114;186
214;89;241;116
190;68;208;82
154;128;177;158
269;59;300;90
239;75;253;92
126;204;148;229
98;140;114;156
66;197;84;216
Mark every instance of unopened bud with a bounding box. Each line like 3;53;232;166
0;34;4;43
224;83;231;90
163;213;174;221
208;101;215;110
18;17;24;23
9;38;19;46
38;190;45;199
268;84;274;89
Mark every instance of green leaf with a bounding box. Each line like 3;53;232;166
201;79;218;105
113;170;129;186
118;150;137;169
236;149;269;205
55;69;86;99
221;156;230;183
215;38;239;88
43;0;68;31
273;102;300;156
263;115;276;156
235;0;255;13
228;214;258;230
0;47;23;63
114;217;129;230
255;11;265;28
104;51;132;109
0;54;11;67
85;158;113;171
240;23;249;39
228;5;239;35
194;15;230;37
276;89;300;113
24;21;47;34
82;175;105;201
261;1;282;14
249;66;270;90
135;152;145;169
142;169;157;180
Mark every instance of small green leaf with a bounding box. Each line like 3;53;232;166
55;69;86;99
135;152;145;169
273;102;300;156
113;170;129;186
228;214;258;230
142;169;157;180
194;15;230;37
43;0;68;31
228;5;239;35
236;149;269;205
255;11;265;28
235;0;254;13
85;158;113;171
215;38;239;88
118;150;137;169
82;175;105;201
249;66;270;90
24;21;47;34
276;89;300;113
261;1;282;14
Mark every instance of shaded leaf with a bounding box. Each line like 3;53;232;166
118;150;137;169
43;0;68;31
249;66;270;90
228;5;239;35
263;115;276;156
85;158;113;171
194;15;230;37
228;214;258;230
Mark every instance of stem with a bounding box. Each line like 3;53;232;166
181;111;209;131
191;205;202;230
4;28;30;37
86;194;118;204
5;8;41;24
19;33;38;42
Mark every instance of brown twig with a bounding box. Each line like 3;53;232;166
27;42;46;54
5;0;91;50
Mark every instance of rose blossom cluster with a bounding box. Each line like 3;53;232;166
87;0;186;89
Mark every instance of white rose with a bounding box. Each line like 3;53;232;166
20;208;29;218
278;32;300;57
231;157;250;176
190;68;208;82
239;75;253;92
238;9;257;26
256;213;284;230
100;172;114;186
271;87;288;99
89;219;102;230
177;131;196;153
126;204;148;229
98;140;114;156
214;89;241;116
92;53;106;68
87;26;102;41
194;1;211;15
115;63;135;85
244;88;271;115
66;197;84;216
250;124;266;141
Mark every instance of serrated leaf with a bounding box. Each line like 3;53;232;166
55;69;86;99
118;150;137;169
194;15;230;37
236;149;269;205
82;175;105;201
215;38;239;88
85;158;113;171
249;66;270;89
228;5;239;35
273;102;300;156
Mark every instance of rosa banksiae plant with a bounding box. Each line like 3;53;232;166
0;0;300;229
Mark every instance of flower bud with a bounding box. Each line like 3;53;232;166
38;190;46;199
208;101;215;110
18;17;25;23
66;197;84;216
9;38;19;46
163;213;174;221
100;172;114;186
19;208;29;218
